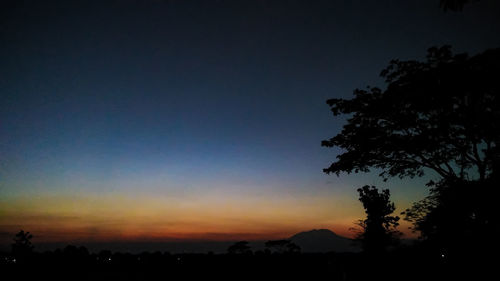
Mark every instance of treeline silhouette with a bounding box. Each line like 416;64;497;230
2;229;492;280
0;232;453;281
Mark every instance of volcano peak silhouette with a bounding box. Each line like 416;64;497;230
289;229;360;253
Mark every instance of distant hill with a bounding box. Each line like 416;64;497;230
289;229;360;253
8;230;362;254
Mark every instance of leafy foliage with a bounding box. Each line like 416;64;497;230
403;176;500;253
322;46;500;184
354;186;401;253
323;46;500;256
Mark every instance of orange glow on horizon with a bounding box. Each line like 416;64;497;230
0;190;416;245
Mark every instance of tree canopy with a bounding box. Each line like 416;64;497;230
227;241;252;255
264;240;301;254
354;186;401;253
323;46;500;256
11;230;34;262
322;46;500;184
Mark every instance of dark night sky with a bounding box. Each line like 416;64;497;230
1;0;499;243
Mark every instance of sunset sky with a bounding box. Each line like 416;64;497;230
1;0;499;246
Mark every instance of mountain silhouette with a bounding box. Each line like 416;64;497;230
289;229;361;253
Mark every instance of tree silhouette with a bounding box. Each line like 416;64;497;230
322;46;500;182
264;240;301;254
11;230;34;262
227;241;252;255
354;186;401;253
322;46;500;255
403;177;500;256
98;250;113;263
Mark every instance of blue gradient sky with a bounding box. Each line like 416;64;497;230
1;0;500;243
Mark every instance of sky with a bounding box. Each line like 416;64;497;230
1;0;500;246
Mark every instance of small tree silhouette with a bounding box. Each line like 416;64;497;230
227;241;252;255
11;230;34;262
355;186;401;253
264;240;301;254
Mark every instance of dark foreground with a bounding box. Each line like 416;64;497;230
0;246;493;280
